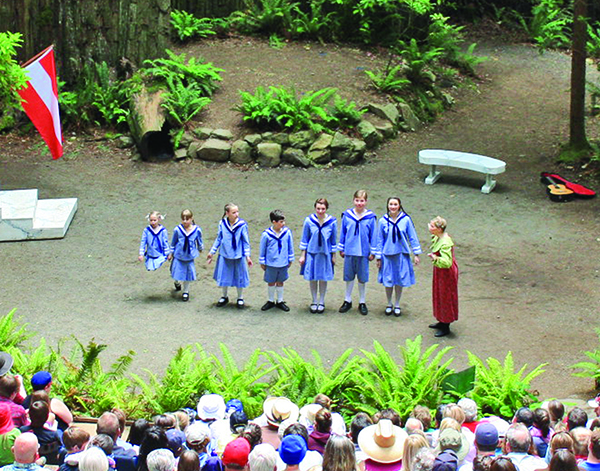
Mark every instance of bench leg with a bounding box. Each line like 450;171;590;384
481;174;497;194
424;165;441;185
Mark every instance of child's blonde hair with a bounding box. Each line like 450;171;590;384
222;203;238;219
430;216;447;232
353;190;368;200
146;211;164;221
181;209;193;220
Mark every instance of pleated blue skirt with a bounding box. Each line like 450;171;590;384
213;256;249;287
145;255;167;271
171;258;197;281
377;253;415;287
300;252;334;281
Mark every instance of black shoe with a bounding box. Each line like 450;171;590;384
429;322;442;329
261;301;276;311
385;306;393;316
358;303;368;315
174;281;182;291
276;302;290;312
317;304;325;313
237;299;245;309
435;323;450;337
216;296;229;307
182;293;189;302
339;301;353;313
393;307;402;317
310;304;318;313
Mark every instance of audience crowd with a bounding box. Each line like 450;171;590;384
0;354;598;471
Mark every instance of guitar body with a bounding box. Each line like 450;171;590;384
546;183;574;202
541;172;596;199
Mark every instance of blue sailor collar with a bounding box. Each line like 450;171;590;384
264;226;288;238
309;213;334;227
223;218;246;232
344;208;376;221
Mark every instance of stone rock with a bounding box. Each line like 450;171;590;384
333;138;366;165
179;131;195;148
261;132;274;141
331;132;353;150
197;138;231;162
374;121;397;139
174;148;188;160
350;138;367;161
282;148;311;167
256;142;282;167
230;140;254;164
308;149;331;165
193;127;212;140
397;103;421;132
245;134;263;146
441;92;455;107
309;133;333;151
357;120;383;149
366;103;399;124
289;130;315;149
269;133;290;146
187;141;202;159
211;128;233;140
116;135;135;149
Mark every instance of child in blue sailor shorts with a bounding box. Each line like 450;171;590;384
259;210;295;312
338;190;377;316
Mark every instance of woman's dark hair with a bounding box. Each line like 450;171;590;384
283;423;309;444
473;455;495;471
137;425;168;471
240;423;262;449
178;450;200;471
549;449;579;471
490;457;518;471
533;408;551;437
127;419;150;446
548;400;565;425
350;413;373;444
315;408;333;433
386;197;404;215
154;414;177;430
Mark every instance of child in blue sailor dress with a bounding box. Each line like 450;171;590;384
138;211;170;271
338;190;377;316
169;209;203;302
207;203;253;309
376;197;421;317
259;210;295;312
299;198;337;314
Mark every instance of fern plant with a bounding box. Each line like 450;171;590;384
208;344;277;419
365;64;410;94
397;38;443;86
328;95;365;128
346;338;454;418
266;347;358;415
229;0;297;35
571;328;600;389
291;0;337;42
143;49;224;97
467;350;546;418
0;31;28;129
161;76;211;126
171;10;216;41
0;309;34;349
522;0;572;51
131;344;214;415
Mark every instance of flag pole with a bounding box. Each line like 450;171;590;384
20;44;54;68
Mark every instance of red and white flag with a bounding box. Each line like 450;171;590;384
18;45;63;160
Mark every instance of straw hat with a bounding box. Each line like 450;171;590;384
263;397;300;427
358;419;408;463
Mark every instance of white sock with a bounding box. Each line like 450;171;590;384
318;281;327;305
310;281;318;304
268;285;276;302
394;286;403;308
276;286;284;303
345;280;355;302
237;287;243;300
183;281;190;294
385;287;393;306
222;287;228;298
358;282;366;304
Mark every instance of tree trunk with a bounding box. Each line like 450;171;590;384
568;0;589;151
0;0;172;82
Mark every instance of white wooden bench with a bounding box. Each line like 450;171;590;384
418;149;506;194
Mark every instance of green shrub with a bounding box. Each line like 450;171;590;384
467;350;546;418
229;0;297;35
143;49;224;97
0;32;29;130
365;64;411;94
397;38;443;86
522;0;572;51
571;328;600;389
171;10;217;41
161;76;212;126
328;96;366;128
291;0;337;42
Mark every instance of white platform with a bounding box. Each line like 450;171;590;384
0;189;78;241
418;149;506;193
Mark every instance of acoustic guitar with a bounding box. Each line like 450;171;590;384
540;172;596;198
545;175;574;202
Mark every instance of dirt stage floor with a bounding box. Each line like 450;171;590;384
1;36;599;403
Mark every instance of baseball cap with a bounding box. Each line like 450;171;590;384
223;438;251;467
31;371;52;390
475;423;499;447
279;435;307;465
